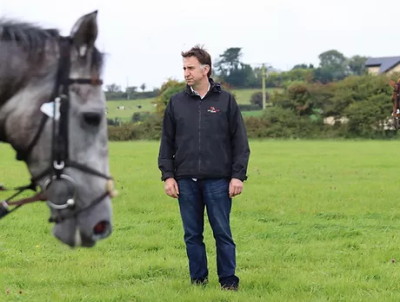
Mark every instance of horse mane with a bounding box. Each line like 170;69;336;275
0;19;104;109
0;20;59;61
0;19;103;70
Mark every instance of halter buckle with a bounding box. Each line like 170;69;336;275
53;161;65;170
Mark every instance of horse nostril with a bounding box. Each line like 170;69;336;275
83;111;102;126
93;220;110;236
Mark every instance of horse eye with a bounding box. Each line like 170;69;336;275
82;111;102;126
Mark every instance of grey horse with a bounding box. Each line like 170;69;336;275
0;11;114;247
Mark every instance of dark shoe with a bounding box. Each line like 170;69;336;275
219;275;239;291
191;277;208;286
221;284;239;291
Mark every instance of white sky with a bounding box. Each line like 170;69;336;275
1;0;400;90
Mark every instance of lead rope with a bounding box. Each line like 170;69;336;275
0;184;46;218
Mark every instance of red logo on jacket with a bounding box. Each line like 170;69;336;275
207;106;220;113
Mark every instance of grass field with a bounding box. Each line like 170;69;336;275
242;110;264;118
106;98;156;122
231;88;261;104
2;140;400;301
230;88;279;105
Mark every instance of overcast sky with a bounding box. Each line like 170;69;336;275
1;0;400;90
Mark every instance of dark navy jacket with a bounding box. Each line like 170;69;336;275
158;79;250;181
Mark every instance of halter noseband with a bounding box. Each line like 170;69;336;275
1;36;115;223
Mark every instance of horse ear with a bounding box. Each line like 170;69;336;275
70;11;98;56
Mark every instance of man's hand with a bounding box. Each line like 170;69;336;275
164;178;179;198
229;178;243;198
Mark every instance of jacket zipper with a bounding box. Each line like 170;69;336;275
198;99;202;173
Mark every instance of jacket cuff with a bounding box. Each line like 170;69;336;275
232;174;248;182
161;172;175;181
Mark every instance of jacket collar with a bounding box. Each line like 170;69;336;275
185;78;221;97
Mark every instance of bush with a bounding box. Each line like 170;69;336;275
108;114;162;141
244;107;325;139
108;123;139;141
244;116;270;138
249;91;270;109
132;112;152;123
344;93;392;138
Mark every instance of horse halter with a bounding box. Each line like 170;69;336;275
393;82;400;113
1;36;115;223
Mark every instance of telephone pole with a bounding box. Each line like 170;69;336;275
126;77;129;100
261;64;267;110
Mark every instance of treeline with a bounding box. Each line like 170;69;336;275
106;47;399;140
104;48;367;98
105;83;160;100
214;48;367;88
108;73;399;140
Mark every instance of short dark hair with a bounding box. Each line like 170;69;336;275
181;45;212;78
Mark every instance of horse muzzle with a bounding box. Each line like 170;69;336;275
52;195;113;247
44;176;114;247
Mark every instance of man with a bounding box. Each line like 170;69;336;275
158;45;250;290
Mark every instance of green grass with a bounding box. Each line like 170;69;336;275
231;88;261;104
4;140;400;301
231;88;282;104
106;98;156;122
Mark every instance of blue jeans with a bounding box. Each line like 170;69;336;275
177;178;236;280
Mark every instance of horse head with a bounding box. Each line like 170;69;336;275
0;12;114;247
390;79;400;116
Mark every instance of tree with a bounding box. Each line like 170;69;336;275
314;50;348;83
285;68;315;84
319;50;347;68
105;83;124;100
214;48;258;88
126;86;137;93
292;64;314;70
105;83;121;93
215;47;242;77
348;55;368;76
154;79;186;115
228;63;258;87
250;91;269;108
140;83;146;92
125;86;137;100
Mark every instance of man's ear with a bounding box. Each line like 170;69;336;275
203;64;210;75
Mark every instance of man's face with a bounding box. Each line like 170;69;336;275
183;56;209;87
